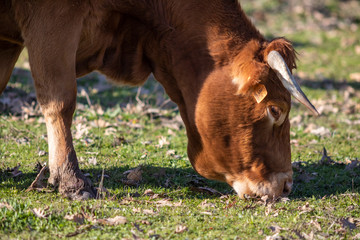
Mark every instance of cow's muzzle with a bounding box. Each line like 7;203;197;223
231;171;293;199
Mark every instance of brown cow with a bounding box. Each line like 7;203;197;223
0;0;318;199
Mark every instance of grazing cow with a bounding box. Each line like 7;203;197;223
0;0;318;199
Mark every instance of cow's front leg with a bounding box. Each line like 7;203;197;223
19;3;95;199
34;71;95;200
42;93;95;200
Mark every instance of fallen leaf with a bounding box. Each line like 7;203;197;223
160;116;184;130
310;219;322;231
261;195;270;204
341;218;357;230
132;207;157;215
97;216;127;225
125;167;143;182
345;160;360;171
290;139;299;147
64;213;85;225
143;209;157;215
175;225;188;234
105;127;117;136
156;136;170;148
355;46;360;55
137;220;151;225
141;140;153;145
280;197;290;203
26;166;49;192
166;150;176;156
302;231;314;240
90;119;110;128
298;202;313;215
199;200;215;208
310;126;331;137
0;202;13;211
172;200;183;207
144;189;154;196
31;208;49;219
16;137;30;145
200;211;213;215
88;157;97;166
350;72;360;82
132;208;141;213
265;204;277;216
8;165;23;178
353;233;360;239
155;199;182;207
167;129;176;136
74;123;90;140
269;224;283;233
38;150;47;157
150;194;160;200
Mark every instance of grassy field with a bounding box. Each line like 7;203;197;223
1;1;360;239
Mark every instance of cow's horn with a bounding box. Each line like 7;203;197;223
267;51;319;116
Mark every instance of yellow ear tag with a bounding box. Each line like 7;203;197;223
252;84;267;103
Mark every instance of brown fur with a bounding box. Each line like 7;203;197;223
0;0;295;198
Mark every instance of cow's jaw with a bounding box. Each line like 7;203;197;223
230;171;293;198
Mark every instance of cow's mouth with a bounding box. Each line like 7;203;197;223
231;171;293;198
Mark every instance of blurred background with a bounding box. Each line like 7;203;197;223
242;0;360;82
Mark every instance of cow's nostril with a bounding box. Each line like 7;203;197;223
282;180;292;195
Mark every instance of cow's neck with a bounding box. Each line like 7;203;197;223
105;0;264;169
137;1;263;154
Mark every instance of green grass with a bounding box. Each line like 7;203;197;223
1;1;360;239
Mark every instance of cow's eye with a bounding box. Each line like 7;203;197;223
267;105;285;125
269;105;281;120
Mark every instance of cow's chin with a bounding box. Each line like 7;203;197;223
231;171;293;199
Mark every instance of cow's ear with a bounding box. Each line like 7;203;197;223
264;38;297;71
232;40;268;96
232;60;268;95
251;83;268;103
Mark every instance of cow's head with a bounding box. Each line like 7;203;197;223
192;38;318;198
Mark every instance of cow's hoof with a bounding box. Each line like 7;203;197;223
57;173;97;200
67;188;96;200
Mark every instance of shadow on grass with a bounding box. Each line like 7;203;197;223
102;165;233;199
0;165;232;200
291;162;360;199
1;162;359;200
